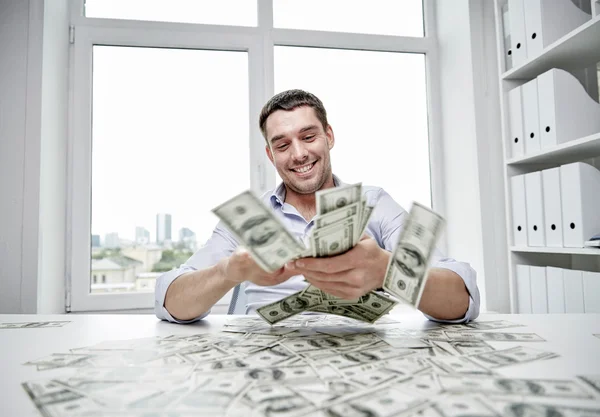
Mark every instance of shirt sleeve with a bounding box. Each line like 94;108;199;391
154;222;238;323
370;188;481;323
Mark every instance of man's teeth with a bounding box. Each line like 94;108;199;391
294;163;313;173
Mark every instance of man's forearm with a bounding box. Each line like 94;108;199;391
164;259;237;321
417;267;469;320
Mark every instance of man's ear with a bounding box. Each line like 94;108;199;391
265;144;274;164
326;125;335;150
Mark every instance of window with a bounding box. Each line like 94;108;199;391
69;1;436;311
273;0;424;37
274;47;431;210
85;0;258;26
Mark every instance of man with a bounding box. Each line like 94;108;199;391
155;89;479;324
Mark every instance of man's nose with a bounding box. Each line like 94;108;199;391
290;141;308;161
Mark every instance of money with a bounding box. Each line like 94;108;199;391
212;190;306;272
578;375;600;395
0;321;70;329
442;331;545;342
383;202;445;308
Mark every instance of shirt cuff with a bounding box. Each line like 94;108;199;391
154;265;210;324
422;258;481;324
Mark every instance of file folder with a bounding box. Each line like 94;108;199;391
508;86;525;158
530;266;548;313
546;267;565;313
560;162;600;247
541;168;563;247
516;264;532;313
522;79;541;154
508;0;528;66
510;175;528;246
523;0;590;60
563;269;584;313
525;171;545;246
537;69;600;149
583;271;600;313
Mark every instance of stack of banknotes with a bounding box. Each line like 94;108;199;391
212;183;445;324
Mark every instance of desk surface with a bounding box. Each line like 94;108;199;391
1;313;599;416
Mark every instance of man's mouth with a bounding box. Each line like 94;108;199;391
291;162;315;174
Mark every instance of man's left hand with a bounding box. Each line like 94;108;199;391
285;236;390;299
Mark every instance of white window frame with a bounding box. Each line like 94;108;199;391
67;0;444;311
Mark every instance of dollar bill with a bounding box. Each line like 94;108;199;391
357;203;375;239
468;346;558;369
487;400;600;417
311;216;357;257
256;290;323;324
437;375;594;399
578;375;600;395
212;190;306;272
315;183;362;215
383;202;445;307
0;321;70;329
442;331;545;342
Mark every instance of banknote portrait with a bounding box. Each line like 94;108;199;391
495;379;544;395
281;295;310;313
393;243;426;279
240;214;280;248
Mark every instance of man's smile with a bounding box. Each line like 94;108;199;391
291;161;316;175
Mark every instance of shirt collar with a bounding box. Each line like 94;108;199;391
269;174;345;208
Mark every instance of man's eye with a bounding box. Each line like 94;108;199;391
303;135;315;141
277;144;288;150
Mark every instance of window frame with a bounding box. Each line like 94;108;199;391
67;0;444;311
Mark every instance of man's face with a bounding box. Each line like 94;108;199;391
265;106;334;195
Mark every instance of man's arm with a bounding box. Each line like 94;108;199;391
164;259;235;321
417;267;470;321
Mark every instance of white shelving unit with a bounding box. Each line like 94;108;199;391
493;0;600;313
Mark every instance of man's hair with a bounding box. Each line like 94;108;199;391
259;89;329;143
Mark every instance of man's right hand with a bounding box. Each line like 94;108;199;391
221;249;297;287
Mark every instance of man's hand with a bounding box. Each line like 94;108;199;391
221;248;297;287
287;236;390;299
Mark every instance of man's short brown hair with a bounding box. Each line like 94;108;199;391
259;89;329;143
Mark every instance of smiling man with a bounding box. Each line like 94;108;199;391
155;89;480;324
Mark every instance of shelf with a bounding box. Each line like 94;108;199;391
511;246;600;255
502;15;600;80
506;132;600;165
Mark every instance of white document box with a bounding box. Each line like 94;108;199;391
508;0;528;66
541;168;563;247
546;267;565;313
560;162;600;247
523;0;590;59
530;266;548;313
522;79;541;154
583;271;600;313
537;68;600;149
511;175;529;246
563;269;584;313
525;171;546;246
516;264;532;313
508;86;525;158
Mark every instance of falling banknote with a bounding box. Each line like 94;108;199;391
383;202;445;308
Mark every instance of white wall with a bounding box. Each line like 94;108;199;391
0;0;68;313
435;0;509;312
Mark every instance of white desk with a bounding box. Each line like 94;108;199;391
1;313;599;416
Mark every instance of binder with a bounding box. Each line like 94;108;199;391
523;0;590;60
516;264;532;313
563;269;584;313
508;0;528;66
582;271;600;313
537;69;600;149
524;171;545;246
560;162;600;247
522;79;541;154
529;266;548;313
508;87;525;158
541;168;563;247
546;267;565;313
510;175;528;246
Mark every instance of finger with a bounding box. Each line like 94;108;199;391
292;253;355;274
299;270;357;285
